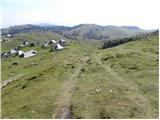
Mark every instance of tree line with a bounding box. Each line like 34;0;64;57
102;30;159;49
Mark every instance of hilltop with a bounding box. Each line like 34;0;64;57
62;24;146;40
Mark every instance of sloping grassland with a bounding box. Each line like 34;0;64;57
1;33;158;118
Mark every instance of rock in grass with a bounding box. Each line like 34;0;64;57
109;89;113;93
96;88;102;92
31;111;35;114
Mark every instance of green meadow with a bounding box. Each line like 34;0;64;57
1;32;159;118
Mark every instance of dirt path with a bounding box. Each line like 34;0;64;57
52;56;89;119
1;74;24;88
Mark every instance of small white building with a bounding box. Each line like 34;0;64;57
7;34;11;37
60;39;65;42
23;50;37;58
9;49;18;55
18;50;24;57
41;43;48;48
47;40;57;45
59;39;66;46
1;52;8;58
55;44;63;51
23;41;29;46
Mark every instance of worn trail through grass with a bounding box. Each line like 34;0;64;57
53;56;89;119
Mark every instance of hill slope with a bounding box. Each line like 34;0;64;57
62;24;146;40
1;31;158;118
1;24;71;35
1;24;147;41
1;31;66;52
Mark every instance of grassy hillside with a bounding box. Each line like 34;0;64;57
102;30;159;49
1;32;158;118
70;33;158;118
1;24;71;35
63;24;146;40
1;31;66;52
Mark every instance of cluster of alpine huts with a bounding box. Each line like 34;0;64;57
41;39;65;51
1;39;66;59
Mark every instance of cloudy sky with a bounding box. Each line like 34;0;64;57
1;0;160;29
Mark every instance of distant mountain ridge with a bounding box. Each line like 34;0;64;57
62;24;146;40
1;24;72;35
36;23;56;26
122;26;141;30
1;24;149;40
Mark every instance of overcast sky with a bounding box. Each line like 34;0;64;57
1;0;160;29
